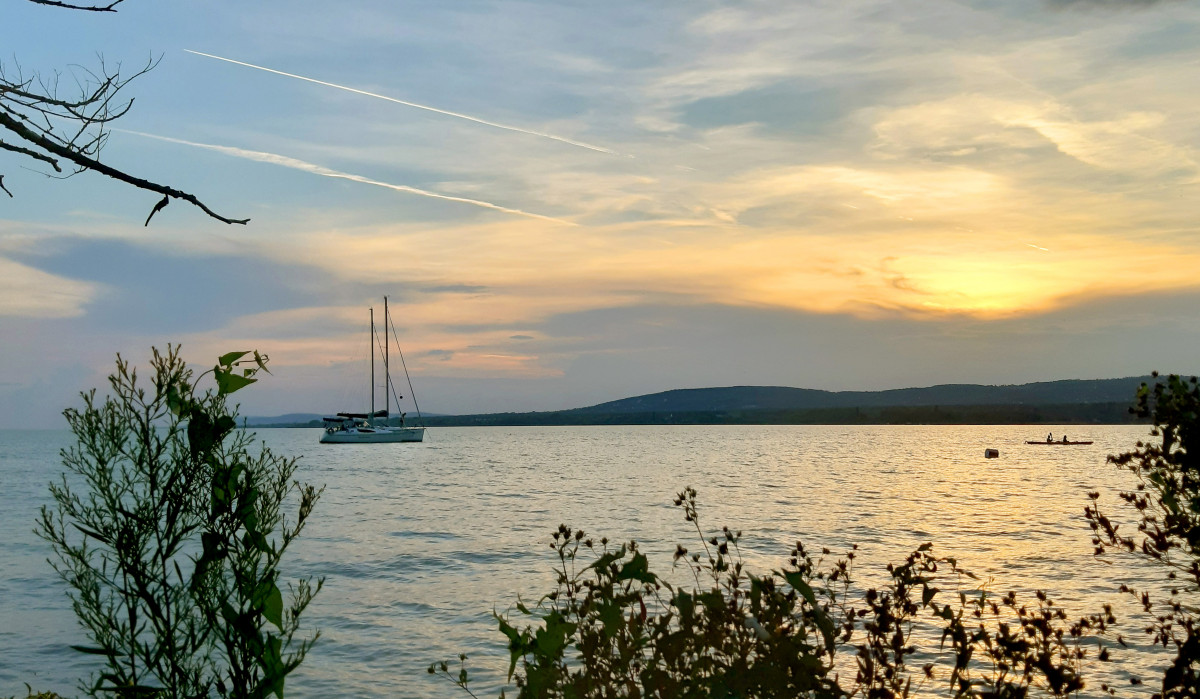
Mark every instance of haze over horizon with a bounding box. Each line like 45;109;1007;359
3;0;1199;428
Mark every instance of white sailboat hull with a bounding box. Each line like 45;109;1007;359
320;426;425;444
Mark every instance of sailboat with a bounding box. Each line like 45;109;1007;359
320;297;426;444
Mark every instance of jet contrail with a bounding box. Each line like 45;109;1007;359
184;49;618;156
121;130;576;225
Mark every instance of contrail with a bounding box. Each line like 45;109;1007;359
121;130;576;225
184;49;618;156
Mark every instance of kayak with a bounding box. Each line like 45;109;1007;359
1025;440;1093;445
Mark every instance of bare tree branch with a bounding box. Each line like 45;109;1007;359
1;2;249;226
0;111;249;224
26;0;125;12
144;194;167;226
0;138;63;171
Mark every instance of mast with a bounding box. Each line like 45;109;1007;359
384;296;390;419
370;306;375;421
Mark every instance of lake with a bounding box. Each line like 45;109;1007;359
0;424;1164;697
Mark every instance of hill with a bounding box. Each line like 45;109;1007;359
570;377;1153;414
248;376;1163;427
417;376;1158;427
242;413;325;427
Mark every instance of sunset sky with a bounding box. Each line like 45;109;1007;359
2;0;1199;426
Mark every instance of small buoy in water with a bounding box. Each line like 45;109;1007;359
984;448;1000;459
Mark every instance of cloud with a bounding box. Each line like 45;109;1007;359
0;257;97;318
121;131;576;225
184;50;619;155
1048;0;1177;9
871;95;1197;177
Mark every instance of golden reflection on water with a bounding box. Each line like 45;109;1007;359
0;425;1162;698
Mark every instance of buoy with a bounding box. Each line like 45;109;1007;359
984;448;999;459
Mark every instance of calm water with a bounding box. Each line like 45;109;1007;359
0;425;1165;697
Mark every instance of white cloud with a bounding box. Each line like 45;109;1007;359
121;131;576;224
0;258;97;318
872;94;1198;177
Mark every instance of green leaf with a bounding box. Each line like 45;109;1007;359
263;583;284;630
786;571;836;649
219;350;251;367
187;411;234;458
535;611;576;658
496;615;525;680
72;523;111;544
200;531;226;562
216;415;237;435
253;350;272;374
245;529;271;554
615;551;657;584
165;384;190;416
584;547;627;575
215;368;257;396
597;600;624;638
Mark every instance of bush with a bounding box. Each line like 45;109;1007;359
440;487;1109;698
37;347;322;698
1087;373;1200;697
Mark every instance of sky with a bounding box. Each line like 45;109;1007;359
2;0;1199;426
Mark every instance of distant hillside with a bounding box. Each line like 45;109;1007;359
250;376;1167;427
420;401;1140;427
570;377;1155;415
242;413;324;427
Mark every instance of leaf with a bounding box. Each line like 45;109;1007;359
535;611;576;658
72;523;111;544
246;529;271;554
584;547;627;575
200;531;226;562
923;585;940;606
216;415;237;435
786;571;836;650
253;350;272;374
597;600;624;638
263;584;284;631
165;384;190;416
187;411;233;458
495;614;525;680
615;551;657;584
218;350;251;367
215;368;257;396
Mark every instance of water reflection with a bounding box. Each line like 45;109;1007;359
0;425;1159;697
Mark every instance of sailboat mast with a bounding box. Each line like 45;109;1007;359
370;306;375;420
384;296;390;419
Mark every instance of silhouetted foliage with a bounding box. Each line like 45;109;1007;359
439;488;1107;698
1087;373;1200;698
0;1;247;224
5;688;67;699
37;347;321;698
